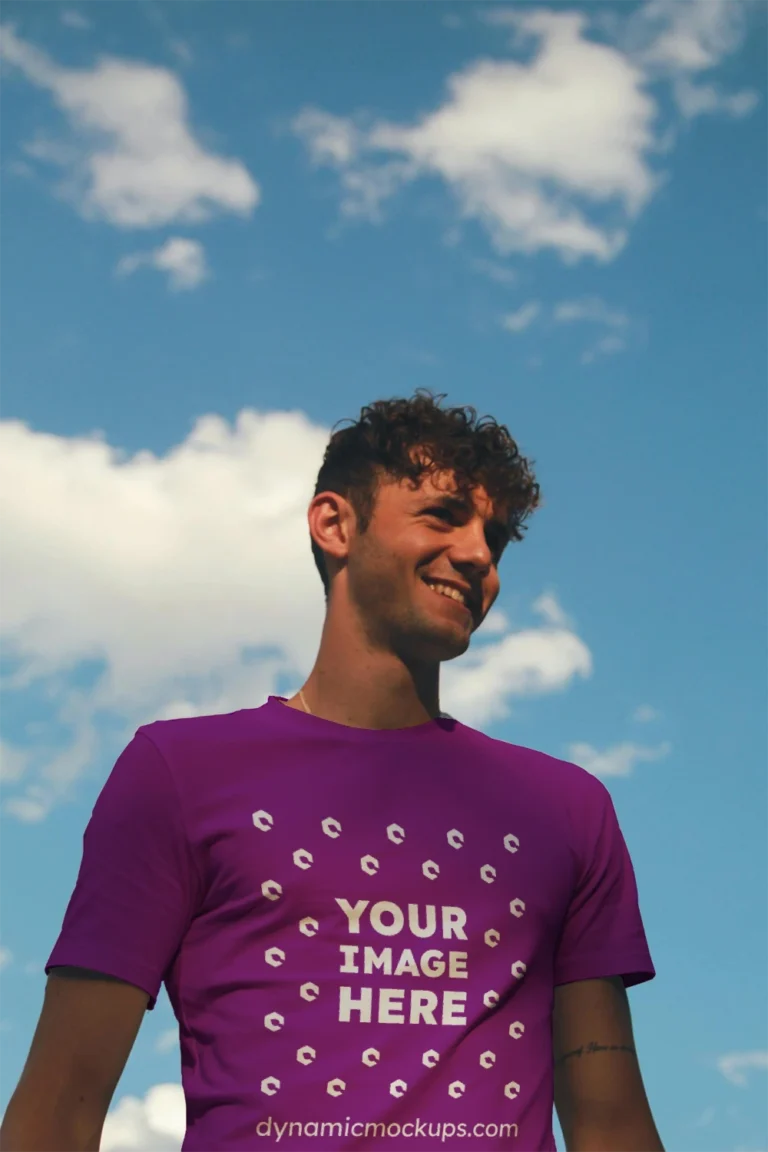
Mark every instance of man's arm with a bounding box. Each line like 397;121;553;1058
553;975;664;1152
0;967;149;1152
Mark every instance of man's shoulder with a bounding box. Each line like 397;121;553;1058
136;706;265;758
472;726;608;802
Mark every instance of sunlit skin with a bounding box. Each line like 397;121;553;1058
283;464;509;730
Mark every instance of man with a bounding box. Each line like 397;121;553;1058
1;390;664;1151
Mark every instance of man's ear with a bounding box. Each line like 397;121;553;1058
308;491;356;576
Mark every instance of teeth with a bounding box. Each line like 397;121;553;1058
425;581;466;605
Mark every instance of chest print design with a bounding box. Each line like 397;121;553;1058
250;808;526;1105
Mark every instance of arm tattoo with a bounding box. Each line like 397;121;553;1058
555;1040;636;1067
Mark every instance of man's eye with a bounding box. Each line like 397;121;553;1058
427;508;451;520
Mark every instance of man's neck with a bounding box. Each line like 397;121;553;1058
281;676;441;730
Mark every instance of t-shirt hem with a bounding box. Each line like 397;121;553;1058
45;949;160;1009
554;952;656;989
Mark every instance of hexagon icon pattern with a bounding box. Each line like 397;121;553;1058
509;1021;525;1040
362;1048;380;1067
422;860;440;881
390;1079;407;1098
264;1012;284;1032
387;823;405;845
322;817;342;839
422;1049;440;1069
261;879;282;901
261;1076;280;1096
511;960;527;980
504;832;520;854
299;917;319;937
509;897;526;918
504;1081;521;1100
484;929;500;948
252;810;274;832
293;849;313;870
300;982;319;1001
327;1078;346;1097
265;947;285;968
446;828;464;849
483;990;499;1008
361;854;379;876
480;864;497;884
448;1081;465;1099
479;1051;496;1069
296;1046;316;1065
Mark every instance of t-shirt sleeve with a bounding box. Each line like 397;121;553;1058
46;731;203;1010
554;775;656;989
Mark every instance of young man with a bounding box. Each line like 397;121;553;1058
1;390;664;1151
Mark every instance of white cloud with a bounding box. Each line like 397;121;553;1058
532;592;572;629
470;257;517;285
293;108;361;167
554;299;635;361
169;39;193;66
444;626;592;729
479;608;512;635
101;1083;184;1151
632;704;659;723
567;739;671;778
1;407;592;818
155;1027;179;1054
294;4;755;260
501;301;540;333
581;333;627;365
292;110;416;225
554;296;629;329
0;742;27;782
293;10;657;263
630;0;748;74
0;946;13;970
551;295;631;362
626;0;758;120
60;10;91;31
116;237;208;291
717;1050;768;1089
0;26;259;228
673;78;758;121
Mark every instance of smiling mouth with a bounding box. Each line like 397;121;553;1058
422;579;473;616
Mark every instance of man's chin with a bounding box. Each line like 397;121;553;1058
411;621;472;662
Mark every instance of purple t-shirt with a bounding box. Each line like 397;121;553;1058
47;695;655;1151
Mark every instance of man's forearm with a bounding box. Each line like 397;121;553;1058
564;1114;665;1152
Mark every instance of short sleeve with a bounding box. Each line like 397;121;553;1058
46;732;203;1010
554;777;655;989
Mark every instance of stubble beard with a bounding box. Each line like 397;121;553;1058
353;565;471;666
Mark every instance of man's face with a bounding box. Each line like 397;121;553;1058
341;468;508;665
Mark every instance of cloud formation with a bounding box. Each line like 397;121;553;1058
293;3;757;263
60;10;91;31
1;409;592;820
0;26;259;228
716;1050;768;1089
101;1083;184;1151
566;740;671;778
501;301;540;333
625;0;759;119
116;237;208;291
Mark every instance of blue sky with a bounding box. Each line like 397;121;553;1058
1;2;766;1149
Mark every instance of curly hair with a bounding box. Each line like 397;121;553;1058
310;388;541;598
